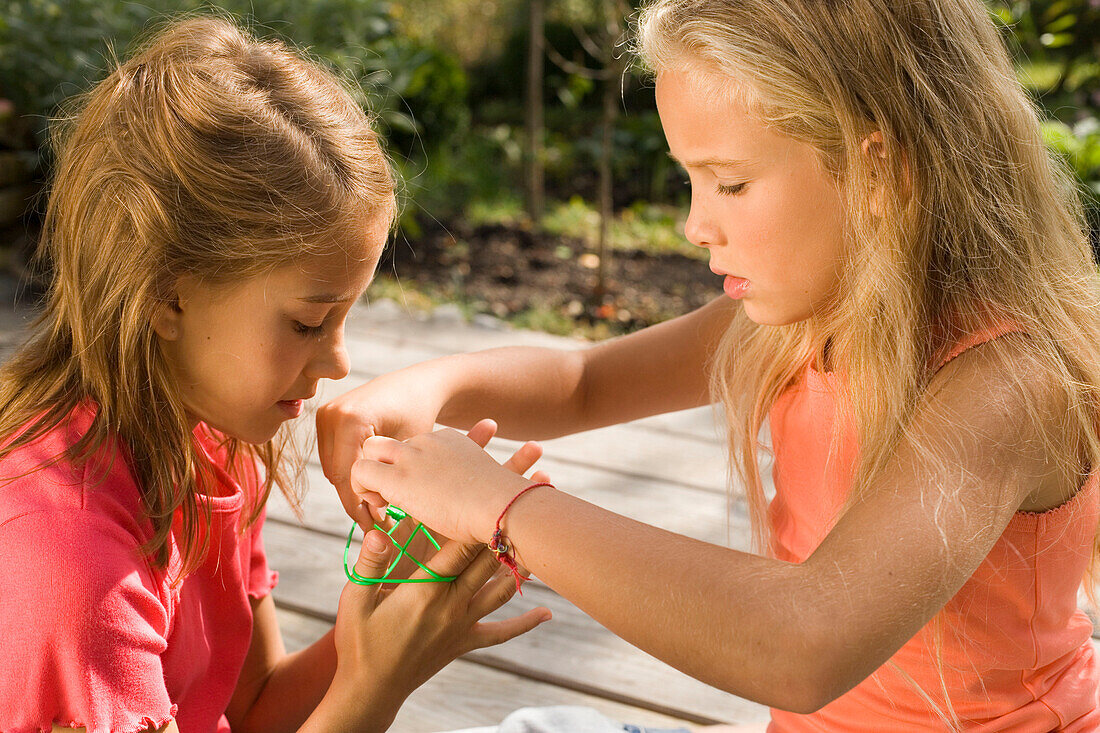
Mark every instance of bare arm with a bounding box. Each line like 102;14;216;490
225;594;341;733
354;334;1078;712
318;297;736;522
436;295;738;438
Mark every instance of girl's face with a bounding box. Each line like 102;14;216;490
655;67;848;326
158;217;386;443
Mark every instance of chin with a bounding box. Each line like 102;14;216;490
742;300;813;328
236;425;282;445
202;418;282;445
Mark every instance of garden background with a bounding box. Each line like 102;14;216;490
1;0;1098;339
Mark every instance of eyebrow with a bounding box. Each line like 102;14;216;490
298;293;354;304
667;152;754;169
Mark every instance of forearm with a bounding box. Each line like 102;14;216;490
239;631;400;733
234;629;339;733
436;298;734;437
431;346;588;440
499;487;841;712
241;630;404;732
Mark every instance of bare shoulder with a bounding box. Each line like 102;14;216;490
928;330;1085;512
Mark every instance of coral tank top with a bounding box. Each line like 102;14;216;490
766;324;1100;731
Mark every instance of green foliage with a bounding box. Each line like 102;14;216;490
0;0;161;138
540;196;700;259
3;0;1098;247
1042;115;1100;237
0;0;468;153
988;1;1100;243
990;0;1100;114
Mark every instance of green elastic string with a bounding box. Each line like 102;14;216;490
343;505;457;585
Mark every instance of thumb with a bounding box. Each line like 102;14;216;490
347;528;395;602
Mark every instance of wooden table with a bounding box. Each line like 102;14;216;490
0;289;770;731
267;300;770;730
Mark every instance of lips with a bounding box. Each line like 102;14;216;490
723;275;751;299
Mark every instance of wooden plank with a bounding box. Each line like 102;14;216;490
276;605;712;732
263;519;768;725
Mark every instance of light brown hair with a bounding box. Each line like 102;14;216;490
0;14;395;575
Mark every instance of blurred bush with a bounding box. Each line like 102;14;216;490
0;0;469;172
0;0;1096;247
990;0;1100;247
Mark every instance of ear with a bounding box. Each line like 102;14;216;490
150;280;186;341
861;131;910;217
861;131;889;217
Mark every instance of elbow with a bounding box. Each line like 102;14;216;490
775;675;849;716
765;660;857;715
762;668;842;715
735;628;867;714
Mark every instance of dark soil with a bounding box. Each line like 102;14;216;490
3;219;723;337
381;221;720;335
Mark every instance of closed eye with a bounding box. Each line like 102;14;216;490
293;321;325;337
716;182;747;196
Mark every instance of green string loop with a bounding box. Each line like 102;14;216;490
343;505;457;585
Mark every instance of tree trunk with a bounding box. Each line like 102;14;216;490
595;66;617;298
525;0;545;222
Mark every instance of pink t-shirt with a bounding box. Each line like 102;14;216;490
767;324;1100;730
0;404;278;733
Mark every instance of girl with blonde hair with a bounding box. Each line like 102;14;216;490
325;0;1100;728
0;15;547;733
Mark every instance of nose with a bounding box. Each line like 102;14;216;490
683;191;720;250
307;326;351;382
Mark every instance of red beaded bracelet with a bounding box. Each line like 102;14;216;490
487;481;554;593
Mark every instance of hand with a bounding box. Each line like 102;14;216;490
351;423;543;545
316;370;446;527
327;525;551;727
377;420;548;579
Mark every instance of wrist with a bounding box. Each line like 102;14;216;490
303;671;399;733
485;477;557;585
479;472;535;543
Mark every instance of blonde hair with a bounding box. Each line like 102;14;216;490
636;0;1100;719
0;15;395;574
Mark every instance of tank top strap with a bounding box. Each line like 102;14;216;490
933;318;1025;373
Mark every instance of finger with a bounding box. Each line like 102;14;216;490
350;457;398;504
468;608;552;651
453;545;509;596
318;410;371;490
345;528;394;605
465;418;498;448
501;440;543;476
319;421;378;527
529;470;551;484
467;566;528;618
358;434;405;463
409;539;484;582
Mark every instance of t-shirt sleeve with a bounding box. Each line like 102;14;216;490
247;504;279;599
0;509;177;733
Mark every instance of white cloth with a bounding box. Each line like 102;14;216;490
442;705;691;733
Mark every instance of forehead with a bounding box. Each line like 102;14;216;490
655;67;780;163
261;213;388;296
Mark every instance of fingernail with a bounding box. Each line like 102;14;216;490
365;532;389;553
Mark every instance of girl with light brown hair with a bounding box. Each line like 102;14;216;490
326;0;1100;728
0;15;547;733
